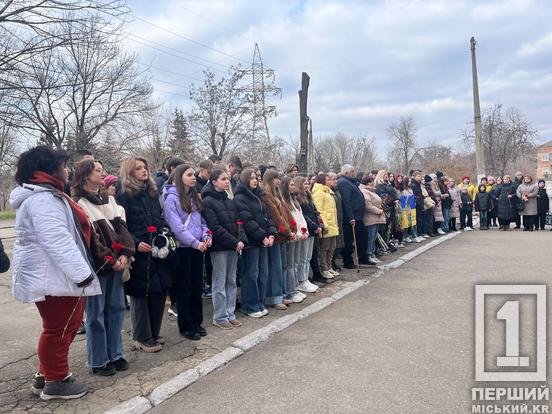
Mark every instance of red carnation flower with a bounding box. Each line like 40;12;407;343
290;219;297;227
104;255;116;265
301;227;308;233
147;225;157;233
278;225;287;234
111;242;124;252
206;229;213;235
236;220;244;226
318;217;324;224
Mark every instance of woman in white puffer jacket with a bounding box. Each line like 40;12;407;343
9;146;101;401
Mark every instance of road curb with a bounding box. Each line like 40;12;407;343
104;232;459;413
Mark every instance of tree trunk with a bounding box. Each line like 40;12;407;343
298;72;310;173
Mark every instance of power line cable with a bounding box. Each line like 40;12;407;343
129;13;249;65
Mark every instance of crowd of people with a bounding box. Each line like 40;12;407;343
4;145;551;401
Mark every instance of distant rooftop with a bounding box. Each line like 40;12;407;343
537;140;552;149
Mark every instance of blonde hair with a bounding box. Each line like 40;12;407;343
119;156;157;197
374;169;387;185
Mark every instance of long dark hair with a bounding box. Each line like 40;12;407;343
281;176;300;210
174;164;202;213
71;159;100;197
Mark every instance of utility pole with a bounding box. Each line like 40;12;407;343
307;118;313;176
470;36;485;181
298;72;310;173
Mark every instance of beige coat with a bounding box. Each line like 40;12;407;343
516;182;538;216
359;184;386;226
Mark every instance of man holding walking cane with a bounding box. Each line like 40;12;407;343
337;165;368;269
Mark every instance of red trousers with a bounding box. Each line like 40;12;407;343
35;296;85;381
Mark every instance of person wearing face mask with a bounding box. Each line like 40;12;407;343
72;160;135;376
201;168;248;330
117;157;170;353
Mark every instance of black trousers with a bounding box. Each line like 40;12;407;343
342;220;368;265
515;213;521;228
537;213;547;230
522;215;537;230
460;210;473;229
130;292;166;342
176;248;204;333
310;237;323;278
449;217;457;231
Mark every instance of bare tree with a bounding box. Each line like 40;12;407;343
387;116;418;175
312;133;379;173
0;124;18;210
2;17;154;154
462;104;537;176
187;68;250;158
0;0;127;76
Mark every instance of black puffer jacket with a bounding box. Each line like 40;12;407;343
537;187;549;214
475;190;493;212
411;180;424;209
116;185;171;297
233;183;276;247
298;197;322;236
0;238;10;274
201;183;248;251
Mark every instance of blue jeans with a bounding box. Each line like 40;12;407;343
241;246;269;314
479;210;488;228
441;208;450;231
265;244;284;305
366;224;378;256
86;272;125;368
210;250;238;323
285;242;299;297
297;237;314;282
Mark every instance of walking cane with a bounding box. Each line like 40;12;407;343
351;221;360;273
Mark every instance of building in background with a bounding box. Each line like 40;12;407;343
536;140;552;180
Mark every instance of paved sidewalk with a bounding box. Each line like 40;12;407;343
1;220;430;413
150;229;552;414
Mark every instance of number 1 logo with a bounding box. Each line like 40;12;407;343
475;285;546;382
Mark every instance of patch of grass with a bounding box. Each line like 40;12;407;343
0;211;16;220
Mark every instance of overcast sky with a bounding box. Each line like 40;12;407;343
125;0;552;156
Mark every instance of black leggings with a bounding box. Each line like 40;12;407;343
537;213;547;230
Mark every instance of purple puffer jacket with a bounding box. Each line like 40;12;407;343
163;185;209;249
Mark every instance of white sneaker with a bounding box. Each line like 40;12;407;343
322;270;335;279
261;309;269;316
306;280;319;292
464;227;473;231
370;256;382;264
404;236;413;243
297;281;317;293
422;235;431;239
298;291;307;300
246;311;263;318
437;229;445;235
290;293;305;303
414;236;424;243
328;269;339;276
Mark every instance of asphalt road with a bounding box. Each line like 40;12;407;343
151;229;552;414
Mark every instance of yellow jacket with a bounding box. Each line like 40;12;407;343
458;182;477;201
312;183;339;238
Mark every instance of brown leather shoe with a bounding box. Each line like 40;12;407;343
229;319;242;327
275;303;287;310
